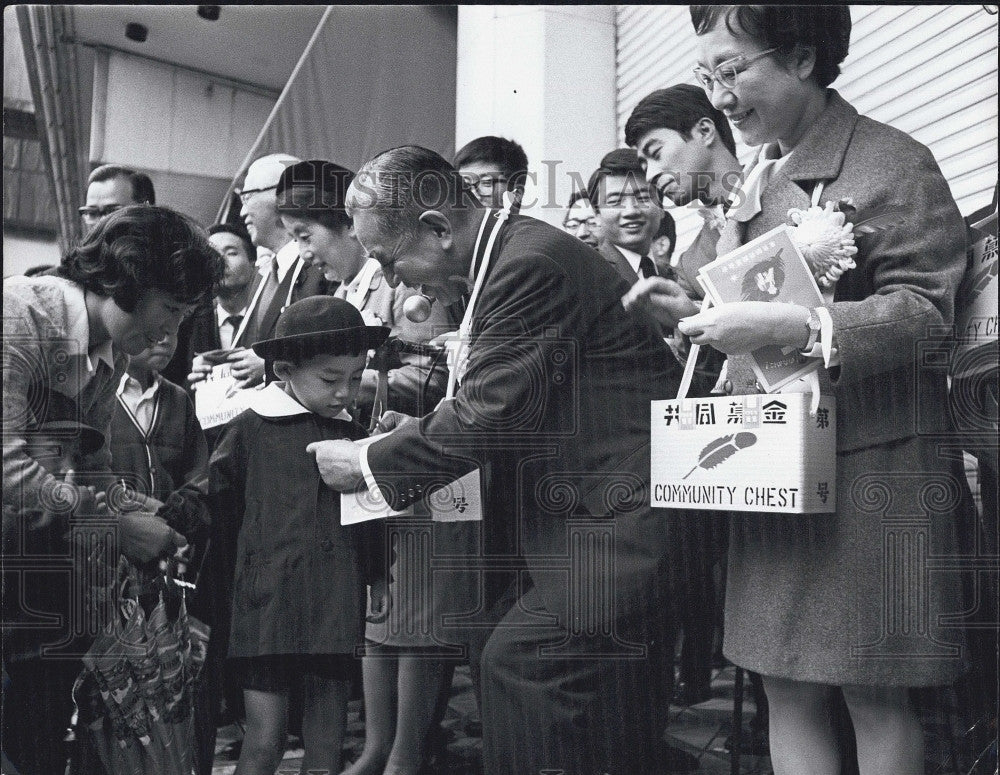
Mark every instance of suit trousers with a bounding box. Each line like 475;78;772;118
474;583;668;775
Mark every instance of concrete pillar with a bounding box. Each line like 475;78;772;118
456;5;617;227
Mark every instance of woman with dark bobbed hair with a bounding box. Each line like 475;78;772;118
629;6;969;772
3;204;223;774
59;204;223;331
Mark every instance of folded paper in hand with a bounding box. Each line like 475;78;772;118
340;433;482;525
194;363;255;429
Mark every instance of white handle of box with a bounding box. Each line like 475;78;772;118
676;295;712;400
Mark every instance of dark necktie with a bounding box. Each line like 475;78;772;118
222;314;244;348
638;255;675;336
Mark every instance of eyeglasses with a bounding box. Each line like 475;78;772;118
364;232;412;278
563;218;599;232
78;204;123;221
236;185;277;204
461;174;508;197
693;47;778;93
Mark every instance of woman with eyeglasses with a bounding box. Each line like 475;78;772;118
629;6;970;773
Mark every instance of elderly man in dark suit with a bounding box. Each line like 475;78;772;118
309;146;682;775
188;154;335;391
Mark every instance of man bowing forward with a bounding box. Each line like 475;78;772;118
309;146;682;775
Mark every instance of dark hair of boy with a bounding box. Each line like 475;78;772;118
454;136;529;188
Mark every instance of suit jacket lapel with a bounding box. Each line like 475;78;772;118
598;241;639;283
257;257;300;340
744;172;813;241
230;273;263;348
210;315;223;350
716;218;744;257
781;89;858;185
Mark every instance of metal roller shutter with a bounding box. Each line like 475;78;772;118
615;5;998;253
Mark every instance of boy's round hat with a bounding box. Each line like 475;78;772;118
252;296;389;363
32;420;105;456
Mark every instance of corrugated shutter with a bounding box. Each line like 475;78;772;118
615;5;998;253
616;5;706;252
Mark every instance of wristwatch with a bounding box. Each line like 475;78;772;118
801;308;822;353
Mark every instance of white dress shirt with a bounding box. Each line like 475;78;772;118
216;302;249;350
117;373;162;436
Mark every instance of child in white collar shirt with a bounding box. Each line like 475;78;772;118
206;296;388;775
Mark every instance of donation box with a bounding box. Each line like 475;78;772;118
651;393;837;514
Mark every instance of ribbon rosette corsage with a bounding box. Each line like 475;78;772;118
787;198;858;296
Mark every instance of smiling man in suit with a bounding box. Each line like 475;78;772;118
588;148;664;285
308;146;683;775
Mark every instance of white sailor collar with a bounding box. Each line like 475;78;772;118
248;381;352;421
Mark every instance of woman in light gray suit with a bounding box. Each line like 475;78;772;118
629;6;970;773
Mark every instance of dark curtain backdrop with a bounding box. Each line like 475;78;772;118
221;5;457;221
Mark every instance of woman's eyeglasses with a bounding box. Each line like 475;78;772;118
693;47;778;93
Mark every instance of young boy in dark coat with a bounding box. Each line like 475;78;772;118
206;296;388;775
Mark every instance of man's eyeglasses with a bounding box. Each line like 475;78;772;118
78;204;123;221
462;174;508;197
236;184;277;204
563;218;599;232
693;47;778;93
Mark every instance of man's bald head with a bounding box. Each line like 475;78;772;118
240;153;301;250
243;153;301;191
